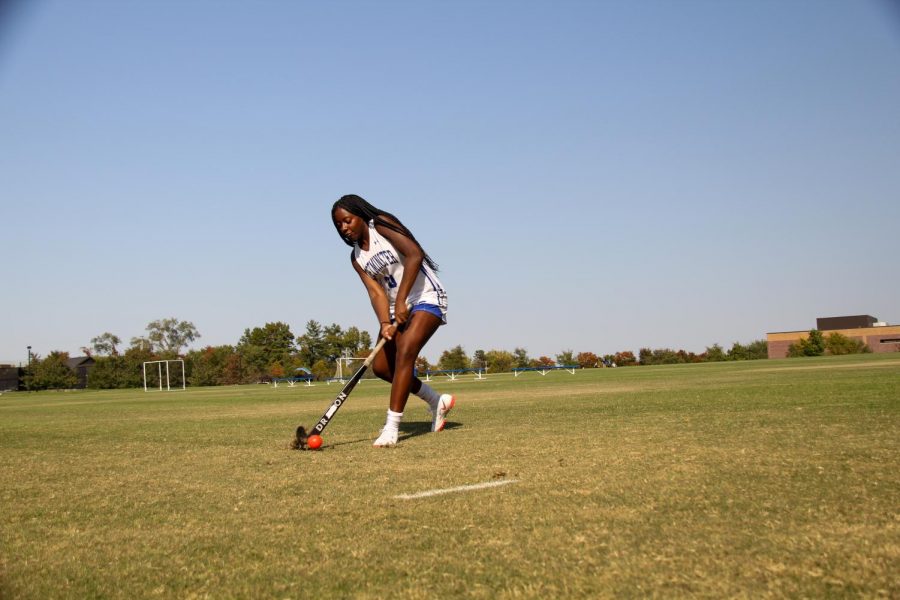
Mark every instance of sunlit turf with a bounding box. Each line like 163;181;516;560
2;354;898;598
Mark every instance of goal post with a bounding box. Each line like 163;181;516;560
143;360;186;392
332;354;375;383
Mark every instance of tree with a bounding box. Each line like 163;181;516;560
144;318;200;355
555;350;576;366
576;352;599;368
342;326;372;356
704;344;726;362
806;330;826;355
415;356;432;373
186;345;237;387
613;351;637;366
311;359;332;382
120;345;155;388
639;348;684;365
471;349;487;370
25;351;78;390
322;323;345;361
638;348;652;365
237;322;296;375
484;350;515;373
237;344;268;381
726;342;749;361
677;349;703;363
513;347;530;369
270;362;286;378
824;332;869;355
129;336;152;352
86;355;128;389
222;353;247;385
297;320;325;367
747;339;768;360
531;356;554;367
438;345;469;370
90;332;122;356
788;329;826;357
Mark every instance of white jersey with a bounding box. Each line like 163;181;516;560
354;220;448;320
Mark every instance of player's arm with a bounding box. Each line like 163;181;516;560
375;221;423;325
350;253;396;340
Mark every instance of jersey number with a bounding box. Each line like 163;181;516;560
384;275;398;289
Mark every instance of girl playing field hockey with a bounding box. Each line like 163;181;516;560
331;194;455;447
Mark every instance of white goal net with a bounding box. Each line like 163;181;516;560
332;355;377;383
143;360;186;391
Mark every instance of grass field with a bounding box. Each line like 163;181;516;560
2;354;899;598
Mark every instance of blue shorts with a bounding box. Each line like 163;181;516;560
395;303;446;325
391;303;447;325
411;303;444;320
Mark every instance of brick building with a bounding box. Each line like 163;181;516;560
0;365;22;391
767;315;900;358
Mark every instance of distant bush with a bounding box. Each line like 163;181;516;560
555;350;576;366
311;359;333;382
484;350;515;373
787;330;826;357
576;352;599;368
726;340;768;361
639;348;705;365
439;345;470;371
704;344;727;362
824;332;870;355
25;351;77;391
640;348;683;365
613;351;637;367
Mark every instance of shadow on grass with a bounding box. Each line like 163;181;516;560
399;420;462;441
308;421;462;451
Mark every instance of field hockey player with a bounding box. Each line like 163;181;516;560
331;194;455;447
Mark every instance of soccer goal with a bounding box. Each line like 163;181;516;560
329;353;376;384
143;360;186;392
336;355;357;380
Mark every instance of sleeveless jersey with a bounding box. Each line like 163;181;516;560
354;220;448;320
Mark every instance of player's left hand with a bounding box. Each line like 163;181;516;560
394;302;410;326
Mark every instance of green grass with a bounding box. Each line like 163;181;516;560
2;354;899;598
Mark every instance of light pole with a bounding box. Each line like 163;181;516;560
27;346;32;366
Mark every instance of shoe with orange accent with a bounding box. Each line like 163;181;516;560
431;394;455;432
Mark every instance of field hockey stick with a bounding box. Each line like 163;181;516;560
292;335;390;450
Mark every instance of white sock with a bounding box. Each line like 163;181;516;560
383;409;403;432
415;383;441;410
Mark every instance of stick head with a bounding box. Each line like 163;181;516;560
291;425;309;450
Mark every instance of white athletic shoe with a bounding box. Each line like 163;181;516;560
373;428;398;448
431;394;456;432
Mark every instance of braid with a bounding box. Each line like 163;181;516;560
331;194;439;271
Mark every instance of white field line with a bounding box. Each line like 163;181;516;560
395;479;518;500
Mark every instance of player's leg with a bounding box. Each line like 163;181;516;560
388;311;441;413
397;305;456;431
373;311;447;446
371;326;435;401
371;339;394;383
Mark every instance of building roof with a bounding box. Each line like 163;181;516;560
66;356;96;368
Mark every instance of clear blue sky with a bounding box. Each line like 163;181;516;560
2;0;899;365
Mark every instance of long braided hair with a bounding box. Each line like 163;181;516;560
331;194;439;271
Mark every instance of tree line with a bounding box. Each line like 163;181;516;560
24;317;872;391
22;317;377;391
429;339;771;372
786;330;871;357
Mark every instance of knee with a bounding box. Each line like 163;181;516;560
394;343;419;365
